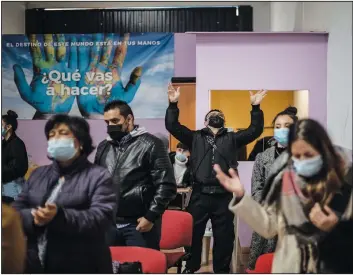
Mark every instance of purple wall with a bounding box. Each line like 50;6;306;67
195;32;328;129
174;33;196;77
14;33;329;247
237;161;255;247
18;118;167;165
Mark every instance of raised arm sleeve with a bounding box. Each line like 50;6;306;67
234;105;264;148
165;102;195;149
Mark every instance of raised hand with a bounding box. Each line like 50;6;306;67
167;83;180;103
76;34;142;117
13;34;77;118
249;89;267;105
213;164;245;198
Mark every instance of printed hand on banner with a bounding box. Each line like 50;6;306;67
76;34;142;117
13;34;77;118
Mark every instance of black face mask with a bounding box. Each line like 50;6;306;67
208;116;224;129
107;125;128;141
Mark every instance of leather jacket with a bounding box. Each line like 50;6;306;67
95;127;177;223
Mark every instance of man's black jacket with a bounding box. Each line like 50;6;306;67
95;131;177;223
165;102;264;190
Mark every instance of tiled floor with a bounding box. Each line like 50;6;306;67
166;248;213;274
166;246;250;274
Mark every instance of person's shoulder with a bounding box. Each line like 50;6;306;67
2;203;21;229
12;135;26;147
139;133;164;147
169;151;176;163
263;146;276;157
29;164;52;177
255;146;274;161
85;162;112;182
97;139;108;148
86;161;109;175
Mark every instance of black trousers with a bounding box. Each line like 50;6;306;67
107;219;162;250
185;191;235;273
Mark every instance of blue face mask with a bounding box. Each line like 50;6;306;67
292;155;323;178
274;128;289;147
1;127;6;137
175;152;188;163
47;138;78;162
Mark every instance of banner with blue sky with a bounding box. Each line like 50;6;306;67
2;33;174;119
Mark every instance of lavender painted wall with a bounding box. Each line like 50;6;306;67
195;33;328;129
174;33;196;77
195;32;328;247
18;118;167;165
237;161;256;247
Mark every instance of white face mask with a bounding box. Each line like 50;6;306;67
292;155;323;177
47;138;78;162
274;128;289;147
175;152;188;163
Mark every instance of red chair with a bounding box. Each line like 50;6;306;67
110;246;167;273
160;210;193;273
246;253;274;273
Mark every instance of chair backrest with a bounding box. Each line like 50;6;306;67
160;210;193;250
246;253;274;273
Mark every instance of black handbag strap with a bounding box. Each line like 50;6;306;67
205;135;234;170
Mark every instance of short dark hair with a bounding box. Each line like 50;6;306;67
2;110;18;131
272;106;298;126
45;114;95;156
176;142;190;151
204;109;223;121
104;100;134;119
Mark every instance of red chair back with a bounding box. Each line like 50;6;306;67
110;246;167;274
246;253;274;273
160;210;193;250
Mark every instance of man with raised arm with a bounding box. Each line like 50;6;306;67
165;84;266;273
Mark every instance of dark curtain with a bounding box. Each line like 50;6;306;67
25;6;253;34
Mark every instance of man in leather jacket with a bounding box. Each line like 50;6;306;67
165;84;266;273
95;100;177;250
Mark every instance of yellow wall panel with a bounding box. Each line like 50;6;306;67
210;90;294;158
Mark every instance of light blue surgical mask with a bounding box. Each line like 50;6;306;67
47;138;77;162
1;127;6;137
292;155;323;178
274;128;289;147
175;152;188;163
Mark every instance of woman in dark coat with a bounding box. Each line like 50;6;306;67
247;107;298;270
12;115;117;274
2;110;28;203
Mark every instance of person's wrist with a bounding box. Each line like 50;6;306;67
235;189;245;199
